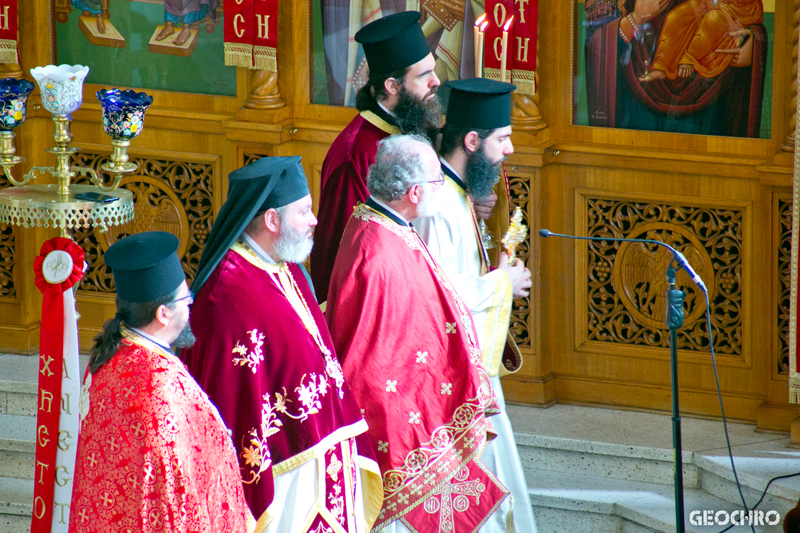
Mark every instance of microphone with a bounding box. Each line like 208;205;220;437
539;229;707;293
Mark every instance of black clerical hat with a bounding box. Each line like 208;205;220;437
444;78;516;130
192;156;309;292
355;12;430;75
105;231;185;303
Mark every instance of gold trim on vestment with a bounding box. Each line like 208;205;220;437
482;269;513;376
358;457;384;529
252;503;274;533
359;110;400;135
120;327;174;361
444;175;515;376
271;419;369;477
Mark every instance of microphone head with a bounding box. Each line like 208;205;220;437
539;229;551;237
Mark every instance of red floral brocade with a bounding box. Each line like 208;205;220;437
69;330;256;533
326;205;508;531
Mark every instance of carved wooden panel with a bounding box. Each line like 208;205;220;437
71;152;215;292
583;196;744;356
508;173;531;348
243;153;266;167
778;196;792;375
0;180;15;299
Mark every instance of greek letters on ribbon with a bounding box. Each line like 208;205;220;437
483;0;538;94
31;238;84;533
224;0;279;71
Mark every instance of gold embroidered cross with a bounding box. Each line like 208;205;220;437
421;467;486;531
445;322;457;334
86;452;98;468
441;383;453;395
416;351;428;363
408;411;421;424
327;453;343;482
377;440;388;452
386;380;397;392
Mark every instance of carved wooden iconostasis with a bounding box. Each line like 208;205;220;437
3;0;799;435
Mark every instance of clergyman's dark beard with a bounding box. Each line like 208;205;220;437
172;322;196;349
393;87;443;135
465;146;502;201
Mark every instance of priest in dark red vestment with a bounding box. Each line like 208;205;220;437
310;11;444;304
70;232;256;533
326;134;508;532
181;156;383;532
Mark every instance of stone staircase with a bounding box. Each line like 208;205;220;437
0;352;798;532
508;403;798;532
0;354;37;533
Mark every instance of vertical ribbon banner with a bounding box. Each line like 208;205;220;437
0;0;17;64
31;238;84;533
483;0;538;94
224;0;279;71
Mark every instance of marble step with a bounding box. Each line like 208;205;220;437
0;415;33;481
529;468;784;533
507;403;799;514
0;476;32;533
0;353;90;417
0;354;38;418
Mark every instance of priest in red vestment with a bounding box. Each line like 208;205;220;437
326;134;508;532
70;232;257;533
181;156;383;532
310;11;444;304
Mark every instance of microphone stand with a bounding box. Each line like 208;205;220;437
666;266;686;533
539;230;702;533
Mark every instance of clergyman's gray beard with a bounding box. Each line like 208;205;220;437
394;88;443;135
172;322;196;349
273;224;314;264
466;147;502;201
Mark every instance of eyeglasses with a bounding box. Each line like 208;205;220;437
422;171;446;187
170;291;194;306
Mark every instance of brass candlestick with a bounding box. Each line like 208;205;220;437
0;66;154;236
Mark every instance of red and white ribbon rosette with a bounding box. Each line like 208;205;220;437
31;238;84;533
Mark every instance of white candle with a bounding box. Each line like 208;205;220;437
499;16;513;83
474;14;486;78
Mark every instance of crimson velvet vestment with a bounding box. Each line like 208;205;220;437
181;241;382;532
309;107;399;303
69;329;256;533
326;202;508;531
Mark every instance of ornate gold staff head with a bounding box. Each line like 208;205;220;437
501;206;526;264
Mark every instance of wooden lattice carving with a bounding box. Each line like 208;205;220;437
779;197;793;374
585;198;743;355
71;152;215;292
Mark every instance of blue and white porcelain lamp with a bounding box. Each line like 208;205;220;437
0;78;34;176
96;88;153;190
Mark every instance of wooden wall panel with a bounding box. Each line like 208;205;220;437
2;0;799;432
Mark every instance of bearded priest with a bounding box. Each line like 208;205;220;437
70;231;256;533
181;157;382;532
326;134;508;532
310;11;443;305
413;78;537;532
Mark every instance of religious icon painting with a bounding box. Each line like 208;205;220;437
310;1;539;107
572;0;773;138
55;0;234;96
